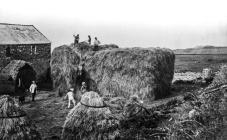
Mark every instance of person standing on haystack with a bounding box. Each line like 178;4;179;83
29;81;37;101
88;35;91;45
65;88;76;108
93;37;101;51
73;34;80;46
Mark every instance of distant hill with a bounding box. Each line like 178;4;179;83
174;46;227;54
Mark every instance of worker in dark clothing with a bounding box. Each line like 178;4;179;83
73;34;80;46
17;78;26;104
88;35;91;45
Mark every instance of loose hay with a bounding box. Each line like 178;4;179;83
0;95;41;140
210;65;227;87
62;91;119;140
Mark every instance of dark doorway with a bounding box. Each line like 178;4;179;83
15;64;36;96
6;46;11;57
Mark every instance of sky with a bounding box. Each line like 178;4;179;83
0;0;227;50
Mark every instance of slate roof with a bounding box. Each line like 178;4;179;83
0;23;51;45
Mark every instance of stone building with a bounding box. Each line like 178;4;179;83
0;23;51;88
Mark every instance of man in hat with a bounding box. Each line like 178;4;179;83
73;34;80;46
29;81;37;102
65;88;76;108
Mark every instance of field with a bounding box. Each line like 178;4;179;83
175;54;227;72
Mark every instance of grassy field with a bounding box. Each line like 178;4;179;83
175;54;227;73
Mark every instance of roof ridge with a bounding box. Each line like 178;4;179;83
0;23;33;26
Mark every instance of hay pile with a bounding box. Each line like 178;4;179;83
0;95;41;140
51;44;119;95
51;45;80;95
62;91;119;140
73;42;119;54
84;47;175;102
99;44;119;50
52;44;174;102
210;65;227;87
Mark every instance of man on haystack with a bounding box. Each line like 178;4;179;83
93;37;101;51
65;88;76;108
73;34;80;46
88;35;91;45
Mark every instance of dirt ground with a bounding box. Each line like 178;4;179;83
21;91;70;139
21;82;204;139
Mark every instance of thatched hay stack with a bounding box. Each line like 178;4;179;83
0;60;36;95
62;91;119;140
210;65;227;87
0;95;41;140
84;47;175;102
51;45;80;94
73;41;93;56
52;44;174;102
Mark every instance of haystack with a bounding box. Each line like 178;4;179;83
52;44;174;102
73;42;119;56
0;60;36;95
84;47;175;102
0;95;41;140
62;91;119;140
210;65;227;87
51;45;80;95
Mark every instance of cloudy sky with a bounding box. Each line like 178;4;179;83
0;0;227;49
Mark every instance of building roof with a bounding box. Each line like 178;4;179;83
0;23;51;45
